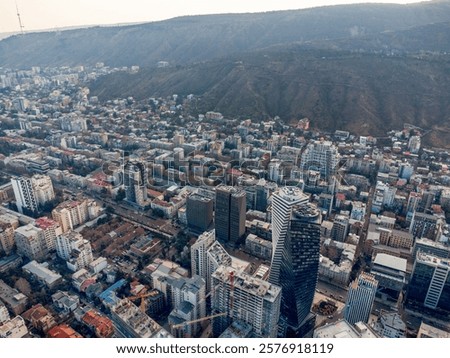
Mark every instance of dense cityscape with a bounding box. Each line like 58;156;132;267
0;60;449;340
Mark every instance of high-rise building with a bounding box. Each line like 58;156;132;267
269;187;321;337
168;275;206;338
11;177;37;214
407;251;450;311
212;265;281;338
214;186;246;246
331;214;349;242
300;140;339;182
52;199;89;233
56;231;93;272
11;175;55;215
0;223;15;256
344;272;378;325
124;161;148;207
186;195;213;232
35;217;62;252
14;224;48;261
190;230;216;285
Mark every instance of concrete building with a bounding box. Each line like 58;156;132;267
417;322;450;338
186;194;213;232
269;187;321;337
344;273;378;325
0;223;15;256
14;224;48;261
52;199;90;233
0;280;28;315
410;211;442;241
168;275;206;338
212;265;281;338
407;252;450;311
0;316;28;338
215;186;246;246
245;234;272;261
190;230;216;289
412;238;450;260
11;175;54;215
0;302;10;324
11;177;38;214
372;310;406;338
370;253;407;301
124;160;148;207
314;319;378;338
22;261;62;288
111;299;171;338
300;140;339;181
331;214;349;242
34;217;62;252
56;231;93;271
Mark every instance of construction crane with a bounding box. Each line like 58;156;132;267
171;312;227;329
128;291;159;313
171;270;235;332
15;1;25;34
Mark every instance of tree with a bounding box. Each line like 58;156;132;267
115;188;126;202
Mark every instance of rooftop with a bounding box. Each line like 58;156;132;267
373;253;407;273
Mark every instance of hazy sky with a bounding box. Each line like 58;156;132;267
0;0;430;33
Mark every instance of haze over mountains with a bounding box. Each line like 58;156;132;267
1;1;450;145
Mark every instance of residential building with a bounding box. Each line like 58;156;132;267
34;217;62;252
124;160;148;207
0;280;28;315
212;265;281;338
14;224;48;261
300;140;339;181
0;223;15;256
52;199;89;233
56;231;93;271
0;316;28;338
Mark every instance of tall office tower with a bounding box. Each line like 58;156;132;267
214;186;246;246
407;251;450;311
124;161;148;207
11;175;55;215
269;187;321;337
212;265;281;338
56;231;93;272
14;224;48;261
0;223;15;256
300;140;339;181
11;177;38;214
186;194;214;232
344;273;378;325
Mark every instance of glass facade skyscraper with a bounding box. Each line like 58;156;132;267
269;187;321;337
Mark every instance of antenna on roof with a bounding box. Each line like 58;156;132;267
15;1;25;35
